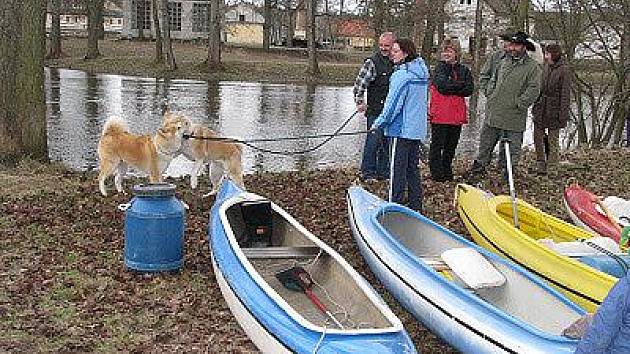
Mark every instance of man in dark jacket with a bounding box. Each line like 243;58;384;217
468;31;542;178
353;32;396;181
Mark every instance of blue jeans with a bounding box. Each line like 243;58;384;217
361;115;390;179
390;138;422;212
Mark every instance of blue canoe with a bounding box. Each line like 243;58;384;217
347;185;585;354
209;179;416;353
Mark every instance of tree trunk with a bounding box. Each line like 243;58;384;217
46;0;62;59
0;0;47;163
372;0;386;48
152;0;163;63
306;0;319;78
85;0;103;59
263;0;271;49
137;0;145;40
511;0;529;32
0;0;21;161
207;0;221;70
160;0;176;70
468;0;484;121
97;0;105;40
610;27;629;145
287;10;295;48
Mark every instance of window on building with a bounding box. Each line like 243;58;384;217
239;14;246;22
168;2;182;31
192;3;209;33
131;0;151;30
459;0;472;4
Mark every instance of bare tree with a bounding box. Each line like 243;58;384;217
207;0;221;69
46;0;62;59
85;0;104;59
263;0;272;49
160;0;176;70
306;0;319;77
137;0;146;40
468;0;485;120
0;0;47;163
151;0;163;62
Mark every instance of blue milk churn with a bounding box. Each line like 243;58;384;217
122;183;186;272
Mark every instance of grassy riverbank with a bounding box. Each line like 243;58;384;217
2;149;629;352
45;37;364;85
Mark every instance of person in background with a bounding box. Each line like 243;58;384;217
353;32;396;182
371;38;429;212
531;44;571;174
467;31;542;179
574;273;630;353
428;37;474;182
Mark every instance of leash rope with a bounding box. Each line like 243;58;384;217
184;111;363;156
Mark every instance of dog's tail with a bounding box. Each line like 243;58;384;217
101;116;129;136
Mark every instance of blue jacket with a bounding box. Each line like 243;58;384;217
576;273;630;354
372;57;429;141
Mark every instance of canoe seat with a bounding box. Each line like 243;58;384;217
539;236;621;257
242;246;322;259
440;248;506;290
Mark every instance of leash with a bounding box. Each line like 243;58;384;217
184;111;364;156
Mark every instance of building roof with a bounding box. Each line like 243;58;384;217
335;18;374;38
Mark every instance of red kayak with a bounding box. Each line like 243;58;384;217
564;183;621;243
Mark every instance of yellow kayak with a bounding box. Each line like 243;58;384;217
455;183;618;313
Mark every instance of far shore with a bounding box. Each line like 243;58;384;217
45;37;367;85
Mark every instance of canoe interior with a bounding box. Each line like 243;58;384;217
496;201;582;243
377;210;583;335
225;200;393;330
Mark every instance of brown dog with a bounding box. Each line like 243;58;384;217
97;115;189;196
161;113;244;197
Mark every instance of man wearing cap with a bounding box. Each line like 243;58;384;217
353;32;396;181
468;31;542;178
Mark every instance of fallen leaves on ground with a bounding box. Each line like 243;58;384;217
1;148;629;352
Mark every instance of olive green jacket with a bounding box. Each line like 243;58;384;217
480;51;542;132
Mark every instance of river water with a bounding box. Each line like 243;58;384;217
45;67;523;176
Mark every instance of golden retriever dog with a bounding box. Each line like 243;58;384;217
161;112;244;197
97;115;189;196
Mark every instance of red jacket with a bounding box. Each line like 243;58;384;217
428;61;473;126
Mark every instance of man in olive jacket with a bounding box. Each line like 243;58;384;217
468;31;542;177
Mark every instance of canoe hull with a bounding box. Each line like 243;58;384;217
348;186;581;354
211;255;289;353
210;179;416;354
563;184;621;242
456;183;617;313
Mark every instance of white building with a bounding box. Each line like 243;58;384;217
121;1;264;46
443;0;511;55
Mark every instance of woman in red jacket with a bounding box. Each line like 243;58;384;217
428;38;474;182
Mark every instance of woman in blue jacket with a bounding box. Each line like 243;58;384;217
575;273;630;353
371;38;429;212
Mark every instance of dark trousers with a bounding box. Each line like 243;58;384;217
361;115;390;179
390;138;422;212
429;124;462;180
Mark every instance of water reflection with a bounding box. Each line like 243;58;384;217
46;68;519;175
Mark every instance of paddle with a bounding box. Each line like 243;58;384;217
276;266;344;329
500;135;519;229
